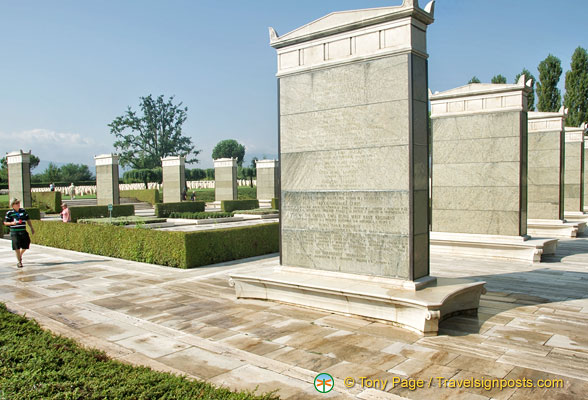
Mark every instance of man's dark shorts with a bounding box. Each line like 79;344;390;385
11;231;31;250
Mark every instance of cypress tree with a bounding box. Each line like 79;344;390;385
536;54;562;112
563;47;588;127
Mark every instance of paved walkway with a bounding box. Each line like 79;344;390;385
1;238;588;399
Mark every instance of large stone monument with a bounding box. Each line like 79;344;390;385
94;154;120;206
162;156;186;203
563;124;588;222
255;159;279;202
230;0;485;336
214;158;237;202
6;150;32;207
526;110;585;237
430;78;557;262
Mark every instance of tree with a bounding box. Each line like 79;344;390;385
536;54;562;112
491;74;507;84
212;139;246;166
515;68;536;111
468;76;481;84
59;163;94;182
564;46;588;127
108;95;200;169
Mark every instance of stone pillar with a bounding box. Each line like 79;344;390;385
94;154;120;206
255;160;279;201
564;124;588;219
430;77;557;262
230;0;485;336
6;150;32;207
526;110;584;237
214;158;237;201
162;156;186;203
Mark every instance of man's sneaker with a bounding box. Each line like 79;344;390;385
17;262;23;268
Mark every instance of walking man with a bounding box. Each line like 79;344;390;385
3;198;35;268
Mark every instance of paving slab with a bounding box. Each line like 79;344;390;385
2;238;588;399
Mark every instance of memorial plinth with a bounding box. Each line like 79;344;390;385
256;160;279;202
94;154;120;206
230;0;485;336
563;124;588;222
162;156;186;203
7;150;32;207
214;158;238;203
527;110;585;237
430;78;557;262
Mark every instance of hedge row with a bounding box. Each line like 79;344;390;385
1;208;41;234
32;191;62;213
221;199;259;212
30;221;279;269
271;198;279;210
69;205;135;222
168;211;233;219
120;189;161;205
154;202;205;217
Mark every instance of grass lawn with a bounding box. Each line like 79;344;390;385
186;187;257;202
0;303;279;399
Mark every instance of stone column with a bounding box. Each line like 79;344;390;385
162;156;186;203
214;158;237;201
6;150;32;207
94;154;120;206
525;110;584;237
430;77;557;262
564;123;588;220
230;0;485;336
255;160;279;201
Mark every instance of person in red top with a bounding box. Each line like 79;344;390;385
60;203;71;222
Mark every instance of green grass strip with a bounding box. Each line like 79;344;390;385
0;302;279;399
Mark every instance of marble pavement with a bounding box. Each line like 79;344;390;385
1;239;588;399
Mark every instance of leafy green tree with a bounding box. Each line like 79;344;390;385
536;54;562;112
212;139;246;166
491;74;507;84
59;163;94;182
109;95;200;169
515;68;536;111
564;47;588;127
40;162;62;182
468;76;481;84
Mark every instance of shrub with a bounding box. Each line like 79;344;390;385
78;216;165;226
69;205;134;222
122;168;162;184
184;223;278;268
120;189;161;205
234;209;278;215
32;191;62;213
271;198;279;210
221;199;259;212
155;202;205;217
168;211;233;219
30;221;279;269
238;186;257;200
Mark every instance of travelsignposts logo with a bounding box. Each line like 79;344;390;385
314;373;334;393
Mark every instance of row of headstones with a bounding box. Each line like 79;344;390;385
5;153;279;207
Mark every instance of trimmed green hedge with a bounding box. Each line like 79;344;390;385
30;221;279;269
271;198;279;210
32;191;62;213
69;205;134;222
238;186;257;200
155;202;205;217
168;211;234;219
221;199;259;212
1;208;41;234
120;189;161;205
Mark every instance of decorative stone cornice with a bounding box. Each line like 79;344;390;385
528;108;567;133
94;154;120;166
161;155;185;168
566;123;587;143
270;0;435;77
6;150;31;164
214;158;237;168
255;159;278;169
430;75;533;117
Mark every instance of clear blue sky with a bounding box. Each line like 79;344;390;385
1;0;586;170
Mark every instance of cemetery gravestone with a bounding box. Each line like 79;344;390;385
230;0;485;335
95;154;120;206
